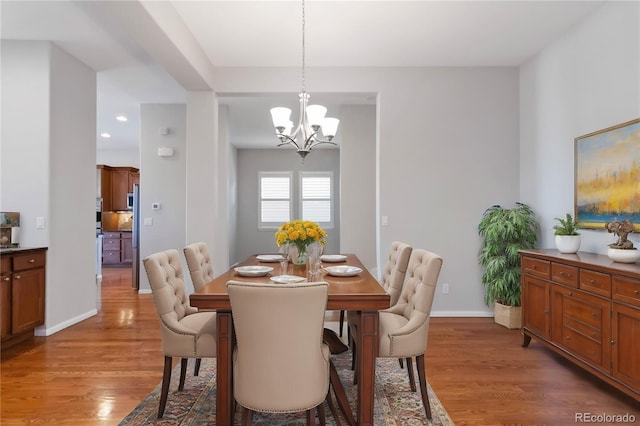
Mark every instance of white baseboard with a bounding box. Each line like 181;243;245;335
138;289;152;294
35;309;98;336
430;310;494;317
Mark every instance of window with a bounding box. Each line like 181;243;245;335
259;171;334;229
300;172;333;227
259;172;291;228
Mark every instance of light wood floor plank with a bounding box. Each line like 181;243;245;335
1;266;638;424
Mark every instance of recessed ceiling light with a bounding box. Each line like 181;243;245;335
116;115;128;122
100;133;111;138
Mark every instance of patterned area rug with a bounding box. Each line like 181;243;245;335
120;351;454;425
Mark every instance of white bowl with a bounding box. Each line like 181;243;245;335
607;248;640;264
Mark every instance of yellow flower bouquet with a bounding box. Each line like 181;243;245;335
275;219;327;265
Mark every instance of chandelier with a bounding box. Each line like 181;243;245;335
269;0;339;159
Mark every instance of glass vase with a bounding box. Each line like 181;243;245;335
290;245;308;266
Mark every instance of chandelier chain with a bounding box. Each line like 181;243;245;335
301;0;306;93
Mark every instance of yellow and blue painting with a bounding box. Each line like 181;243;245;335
575;119;639;230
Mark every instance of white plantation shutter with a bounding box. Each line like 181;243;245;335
260;173;291;227
301;173;333;226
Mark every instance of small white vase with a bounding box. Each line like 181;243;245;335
607;248;640;263
555;235;581;254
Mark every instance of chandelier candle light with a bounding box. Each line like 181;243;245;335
269;0;340;159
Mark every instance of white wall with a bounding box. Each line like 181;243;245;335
211;66;520;316
1;41;98;334
184;91;217;291
97;148;140;168
1;41;50;248
235;149;341;263
138;104;187;292
520;1;640;253
339;105;377;271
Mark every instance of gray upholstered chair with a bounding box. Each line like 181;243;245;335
377;249;443;419
183;242;215;291
347;241;412;369
143;249;216;418
227;280;330;425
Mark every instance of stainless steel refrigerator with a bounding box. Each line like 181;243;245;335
131;183;140;290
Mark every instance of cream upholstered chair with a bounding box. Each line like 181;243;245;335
143;249;216;418
347;241;412;369
227;280;330;425
183;242;214;291
340;241;411;337
377;249;443;419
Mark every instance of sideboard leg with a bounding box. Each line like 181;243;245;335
521;332;531;347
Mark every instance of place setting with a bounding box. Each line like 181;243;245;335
233;265;274;277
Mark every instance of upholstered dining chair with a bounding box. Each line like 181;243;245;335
183;242;214;291
227;280;331;425
347;241;412;369
143;249;216;418
349;249;442;419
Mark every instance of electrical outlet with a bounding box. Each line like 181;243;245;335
442;283;450;294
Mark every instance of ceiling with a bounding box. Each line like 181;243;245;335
1;0;603;151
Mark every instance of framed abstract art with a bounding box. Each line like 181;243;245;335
574;118;640;231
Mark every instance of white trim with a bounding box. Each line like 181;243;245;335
138;289;152;294
430;310;494;317
35;309;98;336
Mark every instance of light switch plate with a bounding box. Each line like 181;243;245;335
36;216;45;229
143;218;153;226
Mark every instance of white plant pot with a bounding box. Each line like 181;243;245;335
555;235;581;254
607;248;640;263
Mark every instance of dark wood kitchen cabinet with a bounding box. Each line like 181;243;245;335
102;232;132;266
520;249;639;401
97;165;139;212
0;248;47;349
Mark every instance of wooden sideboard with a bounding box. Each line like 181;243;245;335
519;249;639;401
1;248;47;349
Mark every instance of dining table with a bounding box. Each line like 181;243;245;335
189;253;390;426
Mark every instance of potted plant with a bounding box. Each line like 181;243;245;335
553;213;581;254
478;203;539;329
605;219;640;263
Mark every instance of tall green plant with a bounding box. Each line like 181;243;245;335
478;203;539;307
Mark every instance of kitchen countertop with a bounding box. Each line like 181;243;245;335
0;246;48;254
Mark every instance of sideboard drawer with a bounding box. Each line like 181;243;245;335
563;290;605;329
522;257;550;279
612;276;640;307
580;269;611;297
551;263;578;288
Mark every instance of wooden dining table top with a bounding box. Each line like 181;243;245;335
190;253;390;311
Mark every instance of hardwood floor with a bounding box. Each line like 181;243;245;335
1;266;638;425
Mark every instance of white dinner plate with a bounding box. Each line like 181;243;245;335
270;274;306;284
234;265;273;277
256;254;285;263
320;254;347;263
323;265;363;277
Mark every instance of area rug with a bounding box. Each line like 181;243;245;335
120;351;454;425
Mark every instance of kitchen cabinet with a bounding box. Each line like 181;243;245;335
520;249;639;401
1;256;11;339
0;248;47;349
97;165;139;212
122;233;133;263
102;232;132;266
98;166;112;211
111;170;130;211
